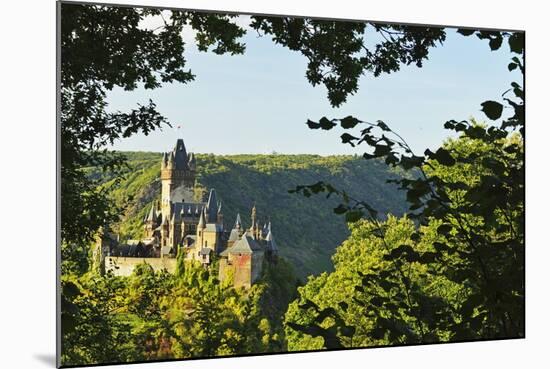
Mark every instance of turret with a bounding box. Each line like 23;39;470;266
161;152;168;169
160;215;170;247
234;213;242;230
198;207;206;230
265;226;278;260
188;152;196;171
144;202;158;237
197;207;207;247
250;204;258;239
227;213;243;248
166;151;175;169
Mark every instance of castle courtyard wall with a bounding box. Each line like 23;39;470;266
105;256;177;276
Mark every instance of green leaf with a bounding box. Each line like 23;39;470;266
341;133;358;146
333;204;348;214
481;101;504;120
508;32;524;54
489;35;503;50
508;62;518;71
319;117;337;130
345;210;363;223
306;119;320;129
377;120;391;131
457;28;476;36
437;223;453;235
340;116;361;129
428;148;455;166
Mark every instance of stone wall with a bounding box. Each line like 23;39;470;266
105;256;177;277
251;252;264;284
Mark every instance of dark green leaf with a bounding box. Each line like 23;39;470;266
340;116;361;129
481;101;504;120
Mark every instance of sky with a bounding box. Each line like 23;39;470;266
106;14;521;156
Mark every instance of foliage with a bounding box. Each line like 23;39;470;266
61;258;297;366
285;216;464;350
60;3;246;274
251;17;446;106
286;29;524;347
60;2;525;364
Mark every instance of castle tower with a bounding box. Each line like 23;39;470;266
250;204;261;239
144;202;157;238
265;222;278;261
227;213;243;248
160;215;170;247
160;139;196;219
169;211;181;251
197;207;206;247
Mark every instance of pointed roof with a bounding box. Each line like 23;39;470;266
234;213;242;229
171;211;177;224
198;208;206;229
145;203;156;222
206;189;218;222
187;152;196;170
173;139;189;170
166;151;175;168
228;228;240;243
251;204;257;226
226;232;263;254
265;229;278;252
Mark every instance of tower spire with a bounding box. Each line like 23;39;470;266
251;204;257;228
206;189;218;223
198;207;206;229
234;213;242;229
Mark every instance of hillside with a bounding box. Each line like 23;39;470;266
98;152;410;278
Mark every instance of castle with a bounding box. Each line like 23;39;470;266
100;139;278;289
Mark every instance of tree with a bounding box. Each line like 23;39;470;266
251;17;446;107
288;29;524;345
60;3;246;273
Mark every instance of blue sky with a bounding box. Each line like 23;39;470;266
106;16;520;155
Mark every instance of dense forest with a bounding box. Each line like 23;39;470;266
90;152;409;278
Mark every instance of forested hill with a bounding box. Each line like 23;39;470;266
97;152;410;278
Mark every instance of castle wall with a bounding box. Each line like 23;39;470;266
251;252;264;284
233;254;252;289
201;230;219;251
105;256;177;277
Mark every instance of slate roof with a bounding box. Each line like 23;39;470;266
172;139;189;170
265;230;278;252
172;202;205;219
228;228;240;243
234;213;242;229
206;189;218;222
145;203;156;222
198;208;206;228
115;243;152;257
224;232;263;255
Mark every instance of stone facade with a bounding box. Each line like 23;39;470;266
104;256;177;277
102;138;278;288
